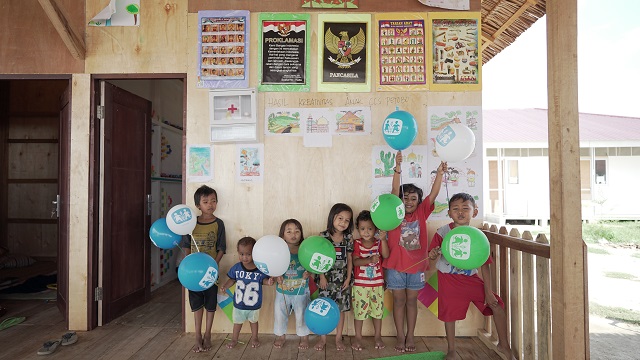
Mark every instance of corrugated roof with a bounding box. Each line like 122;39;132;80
483;108;640;143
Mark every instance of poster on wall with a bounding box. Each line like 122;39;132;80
236;143;264;183
186;145;213;183
317;14;371;92
427;106;483;219
302;0;359;8
197;10;250;89
265;107;372;137
428;12;481;91
258;13;310;92
370;145;430;201
375;13;428;92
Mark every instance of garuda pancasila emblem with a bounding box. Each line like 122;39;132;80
324;27;365;69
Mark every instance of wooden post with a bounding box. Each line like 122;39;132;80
546;0;588;358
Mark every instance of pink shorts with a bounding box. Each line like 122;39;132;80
437;272;504;322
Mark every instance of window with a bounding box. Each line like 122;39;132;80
595;159;607;184
508;159;519;184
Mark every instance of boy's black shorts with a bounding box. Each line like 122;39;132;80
188;284;218;312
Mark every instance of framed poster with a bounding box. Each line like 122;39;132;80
198;10;250;89
428;12;481;91
317;14;371;92
258;13;311;92
375;13;429;92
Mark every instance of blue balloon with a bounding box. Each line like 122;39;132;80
149;218;181;250
178;252;219;292
304;297;340;335
382;108;418;150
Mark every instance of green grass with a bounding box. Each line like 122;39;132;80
604;272;637;280
589;302;640;326
587;247;610;255
582;221;640;246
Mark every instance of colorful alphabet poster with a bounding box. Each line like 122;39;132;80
317;14;371;92
258;13;311;92
375;13;429;91
428;12;481;91
198;10;250;89
427;106;483;219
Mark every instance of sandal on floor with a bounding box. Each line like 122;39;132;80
37;340;60;355
0;316;25;331
61;331;78;346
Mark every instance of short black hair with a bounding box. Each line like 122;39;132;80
326;203;354;236
356;210;375;229
400;183;424;205
278;219;305;245
237;236;256;250
194;185;217;205
449;193;476;208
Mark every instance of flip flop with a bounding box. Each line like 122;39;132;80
0;316;25;330
60;331;78;346
37;340;60;355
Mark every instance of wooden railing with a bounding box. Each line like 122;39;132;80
477;223;552;360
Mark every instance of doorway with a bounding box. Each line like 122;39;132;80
90;76;185;328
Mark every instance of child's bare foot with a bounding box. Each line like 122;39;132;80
374;337;385;349
394;337;405;352
446;350;457;359
298;336;309;350
405;336;416;352
335;337;346;351
497;345;516;360
251;336;260;348
314;338;326;351
226;339;239;349
274;335;285;348
193;336;205;353
351;336;363;351
203;334;212;351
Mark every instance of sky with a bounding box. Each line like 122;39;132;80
482;0;640;118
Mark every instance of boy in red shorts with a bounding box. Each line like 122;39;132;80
428;193;515;360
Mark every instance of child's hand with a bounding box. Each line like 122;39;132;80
369;254;380;264
319;277;328;290
429;247;441;260
438;161;448;175
219;286;227;294
395;151;403;166
341;277;350;291
275;276;283;285
485;290;498;307
302;271;309;280
377;230;387;241
267;277;275;286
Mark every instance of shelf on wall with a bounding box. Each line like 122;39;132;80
152;176;182;183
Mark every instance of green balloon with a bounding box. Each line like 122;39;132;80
441;226;490;270
299;236;337;274
370;194;405;231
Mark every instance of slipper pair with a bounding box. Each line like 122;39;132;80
0;316;25;330
37;332;77;355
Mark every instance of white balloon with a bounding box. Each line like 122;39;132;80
435;123;476;163
252;235;290;277
166;204;198;235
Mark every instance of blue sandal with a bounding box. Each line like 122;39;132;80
37;340;60;355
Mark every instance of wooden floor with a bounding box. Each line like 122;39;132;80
0;280;501;360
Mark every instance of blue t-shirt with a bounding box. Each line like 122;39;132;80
227;262;269;310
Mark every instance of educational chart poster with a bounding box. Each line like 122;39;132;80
428;12;481;91
302;0;358;8
236;143;264;183
258;13;311;92
198;10;250;89
427;106;483;219
375;13;429;92
265;107;372;137
317;14;371;92
186;145;214;183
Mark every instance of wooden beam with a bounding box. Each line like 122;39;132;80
482;0;536;52
546;0;588;358
38;0;86;60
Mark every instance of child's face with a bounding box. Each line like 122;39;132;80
282;223;301;245
237;244;253;265
333;211;352;233
448;198;478;226
357;220;376;242
197;193;217;216
402;192;420;214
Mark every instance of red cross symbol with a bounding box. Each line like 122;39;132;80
227;104;238;113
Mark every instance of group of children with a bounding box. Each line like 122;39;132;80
181;151;515;360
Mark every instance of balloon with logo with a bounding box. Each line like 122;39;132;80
149;218;181;250
178;252;219;291
441;226;490;270
435;123;476;163
370;193;405;231
253;235;290;277
304;297;340;335
166;204;198;235
382;107;418;151
299;236;336;275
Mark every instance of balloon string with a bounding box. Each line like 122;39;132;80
399;257;429;273
444;172;450;205
190;234;200;253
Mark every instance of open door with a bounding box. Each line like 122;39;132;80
98;81;152;324
57;83;71;323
